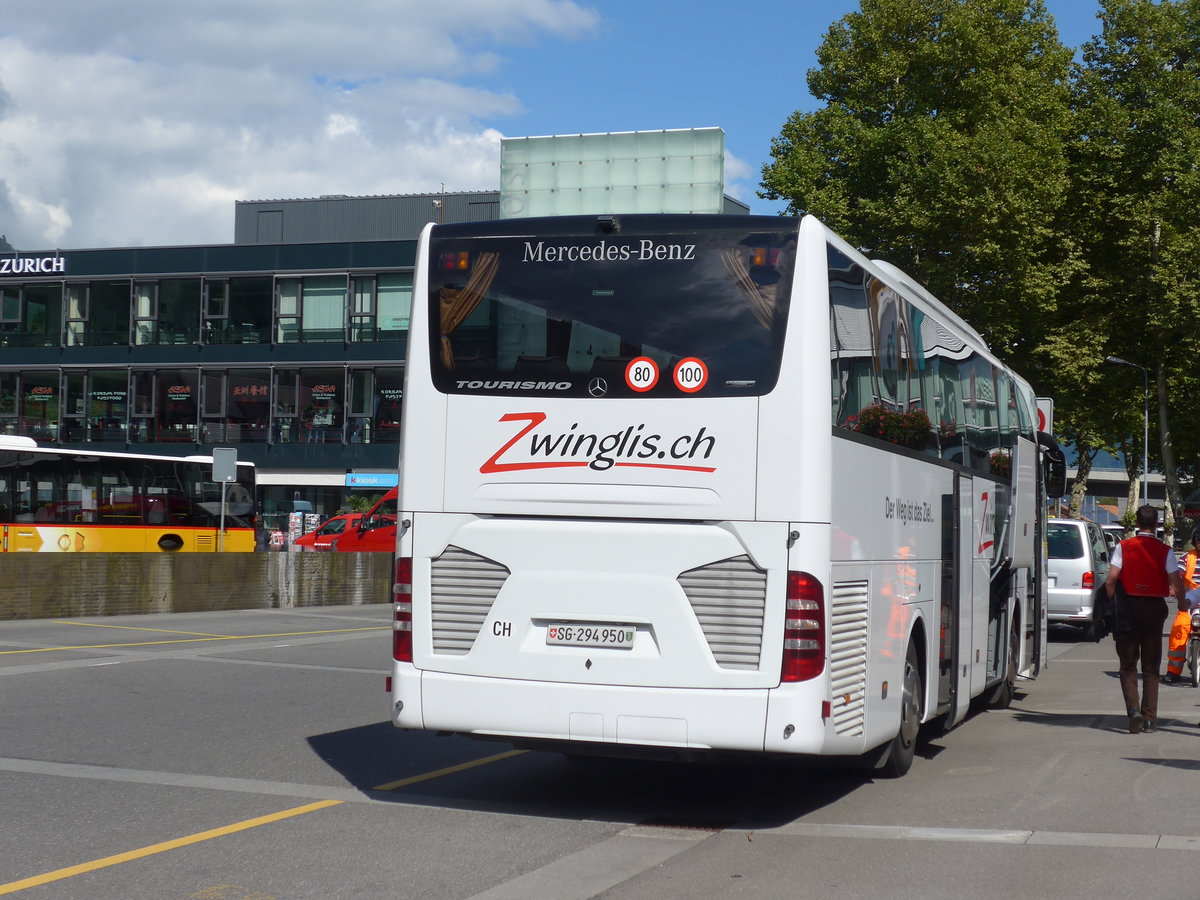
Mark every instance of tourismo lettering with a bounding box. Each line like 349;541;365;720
481;411;717;474
456;380;571;392
0;256;66;275
522;240;696;263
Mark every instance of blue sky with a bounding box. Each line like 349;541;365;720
0;1;1109;249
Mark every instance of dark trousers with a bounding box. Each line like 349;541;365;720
1115;596;1169;721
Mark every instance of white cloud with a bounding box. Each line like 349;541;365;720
0;1;600;249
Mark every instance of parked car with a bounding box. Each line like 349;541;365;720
1100;524;1126;553
1047;517;1110;638
330;488;398;552
292;513;362;551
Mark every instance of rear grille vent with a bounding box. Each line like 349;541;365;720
829;580;870;735
677;555;767;670
430;545;510;655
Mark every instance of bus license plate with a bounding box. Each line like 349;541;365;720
546;624;635;649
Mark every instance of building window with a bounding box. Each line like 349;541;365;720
276;280;300;344
301;275;346;343
299;368;344;444
74;281;132;347
374;368;403;443
273;368;299;443
377;274;412;339
0;372;17;434
1;283;63;348
158;279;202;344
87;370;130;443
156;369;199;442
21;372;59;442
350;276;376;341
219;277;272;345
225;369;270;444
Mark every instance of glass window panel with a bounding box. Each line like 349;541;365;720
377;274;412;336
225;368;270;444
277;279;300;316
352;277;375;315
88;281;132;346
88;370;129;444
156;369;198;443
21;284;62;347
205;280;228;319
374;368;404;444
301;275;345;341
226;276;272;345
1;287;19;323
19;372;59;441
273;369;299;443
158;279;201;344
131;371;155;417
67;285;88;320
203;371;225;417
299;367;343;444
0;372;15;418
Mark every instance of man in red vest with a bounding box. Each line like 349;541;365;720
1104;505;1187;733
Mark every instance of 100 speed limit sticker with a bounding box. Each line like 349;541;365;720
672;358;708;393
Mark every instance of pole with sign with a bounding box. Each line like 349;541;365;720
211;448;238;552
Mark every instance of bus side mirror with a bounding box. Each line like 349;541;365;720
1043;446;1067;499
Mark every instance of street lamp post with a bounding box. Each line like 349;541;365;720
1105;355;1150;506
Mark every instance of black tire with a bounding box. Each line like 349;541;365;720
985;614;1020;709
880;642;923;778
1188;637;1199;689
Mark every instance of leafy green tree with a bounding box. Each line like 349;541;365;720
1067;0;1200;523
760;0;1075;374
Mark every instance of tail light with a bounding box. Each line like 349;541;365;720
782;570;825;682
393;556;413;662
1082;571;1095;590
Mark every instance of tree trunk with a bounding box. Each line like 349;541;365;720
1069;445;1094;518
1157;361;1184;535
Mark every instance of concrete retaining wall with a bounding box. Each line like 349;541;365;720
0;553;393;620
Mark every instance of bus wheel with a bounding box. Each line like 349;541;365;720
880;642;923;778
985;614;1020;710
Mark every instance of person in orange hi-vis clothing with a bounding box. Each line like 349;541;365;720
1164;525;1200;683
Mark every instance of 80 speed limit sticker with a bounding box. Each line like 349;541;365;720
672;357;708;393
624;356;659;392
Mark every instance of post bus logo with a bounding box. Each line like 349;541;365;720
481;412;717;474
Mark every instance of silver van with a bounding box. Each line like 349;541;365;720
1047;518;1110;638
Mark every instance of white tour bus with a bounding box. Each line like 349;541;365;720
388;213;1066;776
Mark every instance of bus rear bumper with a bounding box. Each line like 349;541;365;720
392;668;819;754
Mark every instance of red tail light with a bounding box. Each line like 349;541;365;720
782;570;825;682
1082;571;1094;590
393;556;413;662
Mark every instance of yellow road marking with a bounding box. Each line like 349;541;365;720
0;800;342;896
0;748;527;894
373;748;527;791
0;627;386;656
52;620;230;637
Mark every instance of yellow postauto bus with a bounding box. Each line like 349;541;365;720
0;436;256;552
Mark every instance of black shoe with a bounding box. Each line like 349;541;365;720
1163;674;1181;685
1142;718;1157;733
1129;713;1145;734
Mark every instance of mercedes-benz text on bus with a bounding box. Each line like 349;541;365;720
387;214;1065;776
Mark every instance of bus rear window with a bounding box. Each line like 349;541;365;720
428;222;795;398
